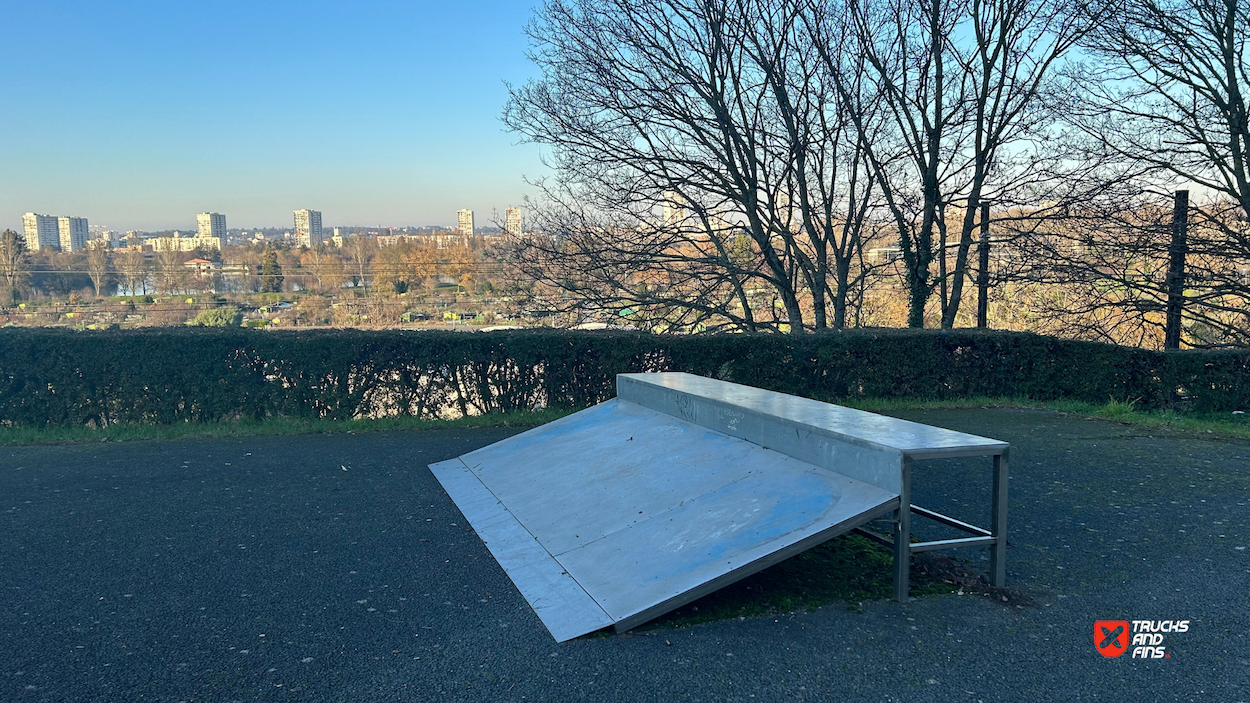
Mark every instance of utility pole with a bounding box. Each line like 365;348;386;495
1163;190;1189;350
977;204;990;328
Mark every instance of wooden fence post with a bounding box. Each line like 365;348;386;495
977;203;990;329
1164;190;1189;350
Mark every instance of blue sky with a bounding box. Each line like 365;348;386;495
0;0;546;231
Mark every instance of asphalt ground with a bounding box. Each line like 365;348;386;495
1;409;1247;702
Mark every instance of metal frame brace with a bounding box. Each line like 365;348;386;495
852;448;1009;601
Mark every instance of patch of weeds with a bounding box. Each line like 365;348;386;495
1098;398;1139;421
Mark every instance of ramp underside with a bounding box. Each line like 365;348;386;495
430;399;899;642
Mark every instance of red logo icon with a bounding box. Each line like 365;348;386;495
1096;620;1130;658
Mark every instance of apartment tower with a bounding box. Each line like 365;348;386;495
57;217;89;252
197;212;226;240
294;209;323;246
457;209;474;238
504;207;523;236
22;213;60;251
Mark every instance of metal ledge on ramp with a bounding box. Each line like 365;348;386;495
429;397;899;642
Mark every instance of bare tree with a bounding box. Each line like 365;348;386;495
1076;0;1249;218
1003;189;1250;348
506;0;794;332
156;249;188;294
0;229;29;304
758;0;889;329
343;236;375;293
849;0;1096;328
505;0;894;333
118;248;149;296
847;0;962;328
939;0;1102;327
86;240;110;298
502;0;1245;343
1036;0;1250;346
300;246;331;293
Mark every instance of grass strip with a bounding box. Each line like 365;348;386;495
3;396;1246;446
0;409;574;447
841;396;1250;440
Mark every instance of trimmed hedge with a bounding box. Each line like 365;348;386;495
0;327;1246;429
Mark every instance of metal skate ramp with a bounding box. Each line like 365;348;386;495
429;388;902;641
430;372;1009;642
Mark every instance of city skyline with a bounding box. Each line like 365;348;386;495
0;1;546;232
9;206;523;237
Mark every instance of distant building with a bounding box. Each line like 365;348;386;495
22;213;60;251
458;209;474;237
58;216;89;252
505;207;523;236
197;212;226;241
868;246;903;264
184;258;220;276
151;232;222;252
376;233;421;248
662;191;689;229
294;209;323;247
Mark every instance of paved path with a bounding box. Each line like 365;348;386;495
1;410;1247;702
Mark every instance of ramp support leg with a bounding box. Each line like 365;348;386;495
989;449;1009;588
893;457;912;602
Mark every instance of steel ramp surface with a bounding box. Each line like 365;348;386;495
429;398;899;642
